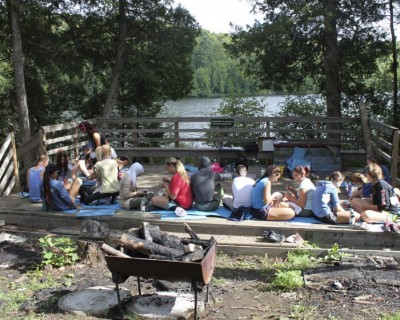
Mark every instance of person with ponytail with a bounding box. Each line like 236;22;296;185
251;165;296;220
42;164;80;211
148;157;193;211
78;121;106;161
312;171;360;224
279;166;316;217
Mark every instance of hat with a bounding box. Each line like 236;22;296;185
198;156;211;169
119;155;129;161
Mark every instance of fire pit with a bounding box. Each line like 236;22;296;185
105;240;217;319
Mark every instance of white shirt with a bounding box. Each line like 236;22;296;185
298;178;316;210
232;176;255;208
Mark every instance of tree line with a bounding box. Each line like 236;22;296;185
1;0;400;151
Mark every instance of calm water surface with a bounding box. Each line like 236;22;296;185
160;95;288;117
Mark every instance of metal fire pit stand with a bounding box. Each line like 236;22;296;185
106;241;217;320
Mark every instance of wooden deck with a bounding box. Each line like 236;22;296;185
1;165;399;257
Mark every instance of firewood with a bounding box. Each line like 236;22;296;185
184;243;203;254
181;238;211;248
120;233;184;259
181;249;205;262
149;254;171;260
184;223;200;240
138;224;183;250
141;222;153;242
101;243;130;258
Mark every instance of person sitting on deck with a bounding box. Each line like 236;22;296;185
55;150;73;189
27;155;49;203
42;164;81;211
360;156;391;197
250;165;296;221
78;121;106;161
72;144;96;179
222;164;255;220
119;162;154;210
349;172;370;199
312;171;361;224
278;166;316;217
147;157;192;211
81;145;119;205
350;163;398;224
190;156;224;212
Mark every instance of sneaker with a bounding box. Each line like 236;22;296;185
390;223;400;234
382;221;392;232
353;222;368;230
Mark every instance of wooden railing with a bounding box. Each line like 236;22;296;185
5;115;400;191
0;133;20;195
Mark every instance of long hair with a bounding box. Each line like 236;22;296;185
43;164;58;208
78;121;94;135
327;171;344;183
364;163;382;182
56;151;69;177
167;158;190;185
254;165;281;186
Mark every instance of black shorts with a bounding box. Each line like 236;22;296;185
252;205;271;220
317;211;338;224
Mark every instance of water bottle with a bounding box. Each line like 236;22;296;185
347;183;353;196
140;199;146;214
349;208;355;225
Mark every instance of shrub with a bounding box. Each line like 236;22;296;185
39;235;79;268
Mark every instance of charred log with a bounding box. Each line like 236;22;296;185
184;223;200;240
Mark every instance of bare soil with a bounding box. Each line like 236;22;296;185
1;226;400;320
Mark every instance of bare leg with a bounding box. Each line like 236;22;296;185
69;178;82;200
150;195;170;210
267;208;295;220
362;210;388;223
350;198;376;213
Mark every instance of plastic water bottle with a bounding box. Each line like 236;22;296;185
349;208;355;225
140;199;146;214
347;183;353;196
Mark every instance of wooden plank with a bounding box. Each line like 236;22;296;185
0;162;14;195
371;145;392;163
16;132;40;158
44;132;81;145
371;135;392;152
390;130;399;187
0;134;12;162
369;118;398;136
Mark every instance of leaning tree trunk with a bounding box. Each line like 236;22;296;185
324;0;341;142
101;0;127;120
8;0;33;165
389;0;399;127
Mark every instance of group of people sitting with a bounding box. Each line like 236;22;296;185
24;120;399;229
222;155;398;228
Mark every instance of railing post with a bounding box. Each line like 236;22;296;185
266;121;270;137
132;122;138;147
359;102;373;156
10;132;20;193
174;121;179;148
73;127;79;161
390;129;399;187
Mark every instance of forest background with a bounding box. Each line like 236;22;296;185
1;0;400;150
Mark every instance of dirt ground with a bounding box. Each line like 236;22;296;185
1;226;400;320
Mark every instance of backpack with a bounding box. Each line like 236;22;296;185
244;141;259;152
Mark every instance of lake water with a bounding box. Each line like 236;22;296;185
158;95;290;146
159;95;288;117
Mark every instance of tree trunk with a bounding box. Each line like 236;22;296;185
101;0;127;120
8;0;33;163
389;0;399;127
324;0;341;141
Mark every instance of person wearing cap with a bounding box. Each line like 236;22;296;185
148;157;192;211
190;156;224;212
119;162;153;210
42;164;81;211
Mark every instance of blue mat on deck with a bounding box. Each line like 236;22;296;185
76;209;116;217
150;206;231;220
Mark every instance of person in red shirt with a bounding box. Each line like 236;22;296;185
148;157;193;211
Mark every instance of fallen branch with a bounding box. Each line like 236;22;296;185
101;243;130;258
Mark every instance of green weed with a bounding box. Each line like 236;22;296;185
212;276;228;286
273;249;319;271
323;243;351;262
271;270;304;291
38;235;79;268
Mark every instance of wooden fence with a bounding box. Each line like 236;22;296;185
3;115;400;194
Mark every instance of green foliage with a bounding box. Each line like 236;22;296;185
205;97;265;147
323;243;351;262
38;235;79;268
271;95;326;140
271;270;304;291
191;30;262;97
274;249;319;271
